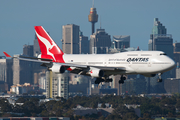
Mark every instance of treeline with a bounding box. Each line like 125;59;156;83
1;94;180;120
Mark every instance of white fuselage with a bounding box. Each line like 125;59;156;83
63;51;175;76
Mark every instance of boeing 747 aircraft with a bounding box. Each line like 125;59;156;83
3;26;176;84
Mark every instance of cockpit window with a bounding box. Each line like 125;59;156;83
160;53;167;55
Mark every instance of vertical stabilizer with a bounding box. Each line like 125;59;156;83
34;26;64;63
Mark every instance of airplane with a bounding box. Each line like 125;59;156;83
3;26;176;84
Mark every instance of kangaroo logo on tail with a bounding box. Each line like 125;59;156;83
35;26;64;63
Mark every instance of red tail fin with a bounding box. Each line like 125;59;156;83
34;26;64;63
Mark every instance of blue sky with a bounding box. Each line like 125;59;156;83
1;0;180;55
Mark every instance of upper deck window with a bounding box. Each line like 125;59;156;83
127;54;138;56
141;54;152;56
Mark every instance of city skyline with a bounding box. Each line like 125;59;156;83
1;0;180;55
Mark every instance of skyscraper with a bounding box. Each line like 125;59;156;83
174;42;180;53
147;18;173;93
89;28;111;54
0;56;13;88
23;45;33;57
62;24;80;54
46;71;69;99
13;55;33;85
148;18;173;58
38;71;46;92
33;34;40;57
173;43;180;79
79;31;89;54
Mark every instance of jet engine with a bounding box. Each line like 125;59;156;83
49;64;66;73
89;68;104;77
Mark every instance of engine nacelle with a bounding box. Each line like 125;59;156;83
89;68;104;78
142;74;156;77
49;64;66;73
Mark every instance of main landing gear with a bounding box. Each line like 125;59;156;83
119;75;126;84
94;77;113;84
157;73;162;82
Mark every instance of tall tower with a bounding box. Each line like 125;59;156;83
88;1;98;35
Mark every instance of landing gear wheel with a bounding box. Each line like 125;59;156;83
119;80;124;84
158;79;162;82
121;75;126;81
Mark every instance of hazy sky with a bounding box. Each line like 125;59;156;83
1;0;180;55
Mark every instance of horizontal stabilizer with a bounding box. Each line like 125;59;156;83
3;52;11;57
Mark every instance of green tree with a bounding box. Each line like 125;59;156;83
106;114;122;120
0;98;12;112
151;96;160;105
16;97;26;103
113;105;134;118
140;102;152;115
176;99;180;108
29;97;39;106
99;116;105;120
101;103;106;108
143;113;151;118
90;101;98;109
122;112;139;120
46;100;57;113
22;101;35;116
40;110;49;117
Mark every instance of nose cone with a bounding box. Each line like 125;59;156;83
171;59;176;69
163;58;176;72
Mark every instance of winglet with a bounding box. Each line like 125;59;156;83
3;52;11;57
